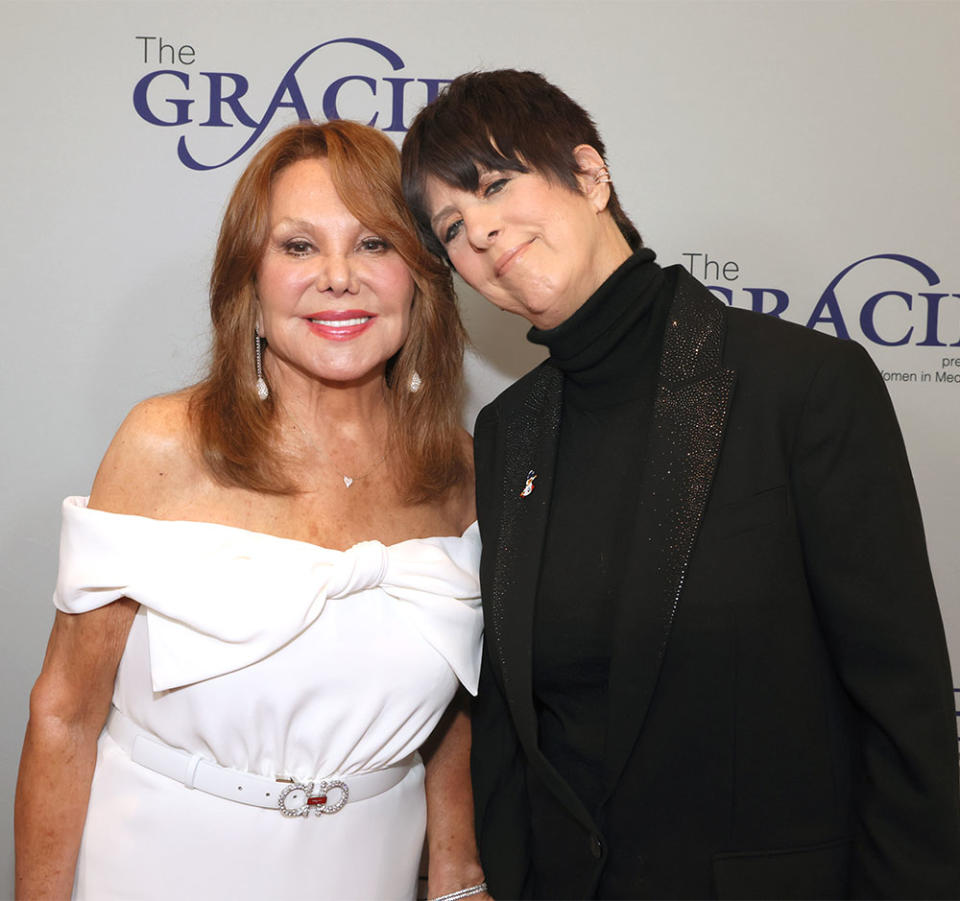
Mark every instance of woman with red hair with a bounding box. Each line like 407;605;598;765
16;120;486;901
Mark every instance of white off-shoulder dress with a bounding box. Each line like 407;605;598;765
53;496;483;901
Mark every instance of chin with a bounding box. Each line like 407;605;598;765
526;303;568;329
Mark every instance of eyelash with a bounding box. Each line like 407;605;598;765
283;239;313;257
440;177;509;245
359;236;389;253
442;220;463;245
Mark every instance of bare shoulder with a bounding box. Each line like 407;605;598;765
89;390;203;516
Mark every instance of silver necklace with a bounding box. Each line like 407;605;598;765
288;421;387;488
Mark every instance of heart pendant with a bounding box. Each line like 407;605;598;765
343;475;354;488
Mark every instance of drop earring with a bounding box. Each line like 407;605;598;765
255;327;269;400
409;370;423;393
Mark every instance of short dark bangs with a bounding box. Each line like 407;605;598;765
403;114;532;257
402;69;641;259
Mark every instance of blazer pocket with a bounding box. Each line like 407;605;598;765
701;485;788;541
713;838;849;900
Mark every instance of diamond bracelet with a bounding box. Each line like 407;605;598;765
427;881;488;901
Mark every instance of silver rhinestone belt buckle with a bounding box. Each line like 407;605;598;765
277;779;349;817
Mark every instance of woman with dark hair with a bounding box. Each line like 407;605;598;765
16;120;486;900
402;70;960;899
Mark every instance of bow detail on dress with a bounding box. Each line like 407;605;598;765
54;497;482;693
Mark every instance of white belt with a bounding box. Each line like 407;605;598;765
105;706;415;817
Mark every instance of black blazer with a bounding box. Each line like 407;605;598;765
471;269;960;899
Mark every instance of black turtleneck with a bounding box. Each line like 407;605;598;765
527;248;676;814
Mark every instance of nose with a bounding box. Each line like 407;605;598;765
316;255;358;295
463;207;500;251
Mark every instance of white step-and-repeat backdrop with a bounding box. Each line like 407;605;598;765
2;1;957;888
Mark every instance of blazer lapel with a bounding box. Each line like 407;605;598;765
487;362;563;755
488;362;604;832
603;272;737;799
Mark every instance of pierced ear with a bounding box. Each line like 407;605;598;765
573;144;611;211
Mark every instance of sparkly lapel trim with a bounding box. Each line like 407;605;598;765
603;270;737;798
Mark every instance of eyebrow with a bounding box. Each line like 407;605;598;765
430;205;457;234
272;217;316;232
428;166;507;233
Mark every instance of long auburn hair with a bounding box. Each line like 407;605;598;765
190;120;468;503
